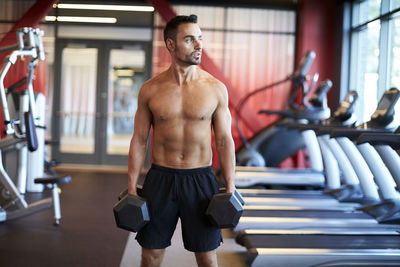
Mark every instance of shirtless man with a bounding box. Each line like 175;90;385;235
127;14;236;267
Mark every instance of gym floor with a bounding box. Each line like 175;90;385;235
0;170;247;267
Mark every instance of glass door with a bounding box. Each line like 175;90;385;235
52;40;151;165
103;44;151;165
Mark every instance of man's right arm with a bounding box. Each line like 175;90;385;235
128;84;152;196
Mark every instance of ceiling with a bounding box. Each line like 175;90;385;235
58;0;298;10
46;0;298;27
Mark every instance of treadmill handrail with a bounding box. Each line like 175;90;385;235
329;128;392;140
315;125;351;135
259;107;330;121
357;132;400;149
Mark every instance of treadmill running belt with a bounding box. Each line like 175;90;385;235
240;193;330;199
242;234;400;249
242;209;372;219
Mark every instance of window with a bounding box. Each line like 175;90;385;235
349;0;400;125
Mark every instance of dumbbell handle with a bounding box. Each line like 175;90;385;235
219;187;245;206
118;189;128;201
233;190;245;206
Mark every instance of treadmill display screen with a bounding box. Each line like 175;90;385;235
377;91;398;110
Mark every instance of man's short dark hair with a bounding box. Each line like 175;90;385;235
164;14;198;45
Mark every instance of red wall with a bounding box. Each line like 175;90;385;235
296;0;336;103
283;0;337;168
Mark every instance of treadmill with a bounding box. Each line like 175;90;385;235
356;130;400;223
236;109;378;214
327;88;400;223
357;128;400;190
237;89;399;206
236;131;400;267
237;159;400;266
235;90;360;190
235;80;332;188
235;89;400;266
236;91;359;198
238;230;400;267
235;89;400;231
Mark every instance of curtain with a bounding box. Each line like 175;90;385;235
61;48;97;137
152;5;296;148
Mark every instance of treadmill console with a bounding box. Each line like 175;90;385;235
308;80;332;108
333;91;358;120
370;87;400;124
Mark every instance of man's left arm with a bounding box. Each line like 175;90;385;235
212;83;236;193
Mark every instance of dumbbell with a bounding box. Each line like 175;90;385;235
113;189;150;232
118;189;128;200
206;189;245;228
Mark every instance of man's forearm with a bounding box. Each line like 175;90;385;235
216;136;236;192
127;137;148;195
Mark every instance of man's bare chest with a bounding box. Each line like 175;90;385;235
149;89;218;121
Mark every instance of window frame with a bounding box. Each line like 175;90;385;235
343;0;400;123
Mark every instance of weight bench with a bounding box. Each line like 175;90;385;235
34;175;71;225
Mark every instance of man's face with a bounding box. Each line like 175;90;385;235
171;23;202;65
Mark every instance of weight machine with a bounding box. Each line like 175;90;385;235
0;28;70;225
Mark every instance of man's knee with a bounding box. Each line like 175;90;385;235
195;250;218;267
141;248;165;267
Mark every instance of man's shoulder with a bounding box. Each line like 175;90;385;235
198;69;226;91
198;70;228;104
140;70;170;97
143;71;169;88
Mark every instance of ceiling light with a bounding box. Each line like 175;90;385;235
116;69;135;76
53;3;154;12
45;16;117;23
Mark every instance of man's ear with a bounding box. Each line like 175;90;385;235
166;38;175;52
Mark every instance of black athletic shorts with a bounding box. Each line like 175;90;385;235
135;164;223;252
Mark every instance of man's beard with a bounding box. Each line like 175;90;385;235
178;50;202;65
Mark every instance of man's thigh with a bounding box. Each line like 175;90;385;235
136;168;179;249
178;169;223;252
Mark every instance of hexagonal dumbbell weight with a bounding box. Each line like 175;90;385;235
113;190;150;232
205;189;245;228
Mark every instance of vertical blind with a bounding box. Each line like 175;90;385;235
152;5;296;147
